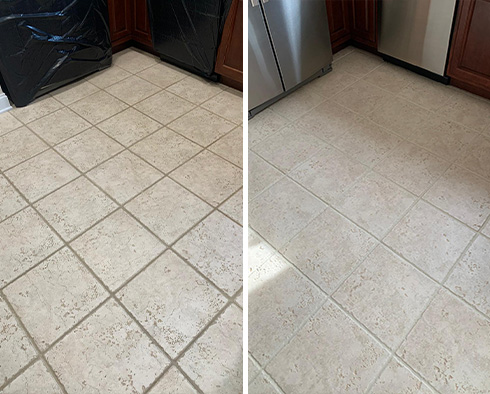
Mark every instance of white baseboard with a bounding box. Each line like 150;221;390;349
0;93;12;114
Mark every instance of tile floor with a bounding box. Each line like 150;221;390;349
249;46;490;393
0;47;243;393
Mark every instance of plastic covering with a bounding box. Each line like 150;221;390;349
147;0;232;80
0;0;112;107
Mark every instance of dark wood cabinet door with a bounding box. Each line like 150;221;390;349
107;0;132;45
447;0;490;98
132;0;152;47
350;0;377;48
325;0;351;52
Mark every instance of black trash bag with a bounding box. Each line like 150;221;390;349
0;0;112;107
147;0;232;80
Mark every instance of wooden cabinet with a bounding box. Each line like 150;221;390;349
349;0;377;49
325;0;351;52
216;0;243;90
447;0;490;99
132;0;152;48
107;0;132;46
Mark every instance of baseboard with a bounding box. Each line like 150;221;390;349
0;92;12;114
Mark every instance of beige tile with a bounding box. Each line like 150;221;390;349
424;165;490;230
118;250;226;357
12;96;63;124
105;75;161;106
55;127;124;172
113;48;158;74
249;108;289;147
69;91;128;124
4;248;107;350
148;367;197;394
248;356;261;383
248;229;275;274
97;108;161;147
201;90;243;124
34;177;117;241
290;146;368;204
334;172;416;238
0;112;22;136
171;150;242;206
253;124;326;172
0;208;62;286
334;49;383;77
483;220;490;238
174;212;242;296
397;290;490;393
130;127;200;173
270;86;323;122
179;305;243;394
219;189;242;225
134;90;195;125
250;373;281;394
385;201;474;281
282;207;377;293
167;75;222;104
334;246;437;348
209;126;243;167
71;210;165;291
0;175;27;222
52;80;100;106
267;300;389;394
457;134;490;181
374;141;450;196
371;359;432;394
446;235;490;315
136;62;187;88
0;361;63;394
0;295;37;384
364;62;415;93
87;151;162;204
28;108;91;145
0;127;47;171
335;80;394;116
332;46;355;62
307;69;359;98
249;253;326;365
46;299;169;393
87;65;132;89
6;150;79;202
249;177;326;248
168;107;236;146
248;152;283;200
126;178;212;244
399;73;454;111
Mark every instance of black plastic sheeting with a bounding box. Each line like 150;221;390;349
0;0;112;107
147;0;232;80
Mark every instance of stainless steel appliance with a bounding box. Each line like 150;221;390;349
378;0;457;81
249;0;333;117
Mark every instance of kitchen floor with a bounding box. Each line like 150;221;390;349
249;47;490;393
0;47;243;393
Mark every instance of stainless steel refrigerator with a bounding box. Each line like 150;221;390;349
249;0;333;117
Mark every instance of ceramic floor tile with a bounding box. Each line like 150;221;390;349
0;175;27;222
71;210;165;291
179;305;243;394
105;75;161;106
267;300;389;394
307;69;359;99
219;189;243;225
69;91;128;124
148;367;197;394
209;126;243;167
201;90;243;124
248;229;275;274
370;359;432;394
0;361;63;394
249;108;289;147
0;112;22;136
399;73;454;111
282;207;377;294
27;107;91;145
125;178;212;244
334;80;394;116
167;75;222;104
374;140;450;196
397;290;490;393
269;86;324;122
249;356;261;383
136;62;187;88
0;295;37;385
332;46;355;62
130;127;201;173
363;62;416;93
97;108;161;147
118;250;227;357
46;299;169;394
6;150;79;202
174;211;242;296
424;165;490;230
134;90;195;125
34;177;117;241
0;127;48;171
168;107;236;146
483;220;490;238
52;80;100;106
87;151;162;204
248;152;283;200
334;245;438;348
446;235;490;316
457;134;490;181
0;208;63;287
4;248;107;350
249;373;281;394
11;96;63;124
113;48;159;74
55;127;124;172
290;145;368;204
87;65;132;89
333;50;383;77
384;200;475;281
249;177;326;249
171;150;242;206
334;172;416;238
248;253;326;365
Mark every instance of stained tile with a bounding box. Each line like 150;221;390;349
113;48;158;74
4;248;107;350
335;80;394;116
12;96;63;124
364;62;416;93
174;212;242;295
136;62;187;88
249;108;289;147
87;65;132;89
334;50;383;77
307;69;359;98
69;91;128;124
46;299;169;393
0;127;47;171
201;90;243;124
167;75;222;104
0;112;22;136
209;126;243;167
52;80;100;106
148;367;197;394
457;134;490;181
248;230;275;274
371;359;432;394
134;91;195;125
118;251;227;357
269;86;323;122
105;75;161;105
219;189;243;225
0;175;26;222
126;178;212;244
248;152;283;200
0;361;63;394
71;210;165;291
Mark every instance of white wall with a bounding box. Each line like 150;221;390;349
0;86;12;114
